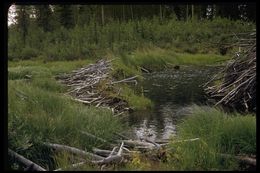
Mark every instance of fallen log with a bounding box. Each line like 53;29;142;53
92;142;124;165
218;153;256;166
43;142;104;161
8;149;47;171
93;148;118;157
118;140;155;148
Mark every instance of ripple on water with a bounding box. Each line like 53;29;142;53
127;66;222;140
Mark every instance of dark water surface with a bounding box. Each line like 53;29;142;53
124;65;221;141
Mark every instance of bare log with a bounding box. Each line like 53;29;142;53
43;142;104;161
8;149;47;171
144;139;161;148
218;153;256;166
118;140;155;148
92;142;124;165
93;148;117;157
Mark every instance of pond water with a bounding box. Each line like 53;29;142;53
124;65;222;141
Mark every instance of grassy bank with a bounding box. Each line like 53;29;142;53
166;105;256;171
113;106;256;171
8;59;151;170
8;79;124;169
108;47;231;77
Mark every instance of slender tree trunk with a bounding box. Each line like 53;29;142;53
191;5;194;21
159;5;163;21
122;5;125;21
130;5;134;20
186;4;189;21
101;5;104;26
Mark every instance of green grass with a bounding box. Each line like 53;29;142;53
166;105;256;171
8;59;93;75
118;84;153;110
7;59;128;170
108;47;231;74
8;79;124;169
9;17;255;61
175;53;231;65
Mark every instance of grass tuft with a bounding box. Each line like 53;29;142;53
166;105;256;170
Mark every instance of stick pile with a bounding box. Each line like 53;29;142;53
56;59;138;114
204;31;256;112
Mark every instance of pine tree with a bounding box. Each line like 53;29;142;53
55;5;75;29
34;5;53;32
15;5;30;45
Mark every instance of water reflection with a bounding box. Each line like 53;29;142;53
126;66;221;140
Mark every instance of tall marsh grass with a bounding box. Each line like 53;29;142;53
8;79;124;169
167;105;256;170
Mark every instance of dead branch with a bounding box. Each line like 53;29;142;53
171;138;200;143
91;142;124;165
118;140;155;148
43;142;104;161
8;149;47;171
111;75;139;85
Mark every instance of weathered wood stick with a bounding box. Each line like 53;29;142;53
117;142;124;156
118;140;155;148
144;139;161;148
154;139;169;144
8;149;47;171
43;142;104;161
111;75;139;85
93;147;130;157
93;148;117;157
171;138;200;143
92;142;124;165
109;147;118;157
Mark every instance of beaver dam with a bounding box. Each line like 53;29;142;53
56;59;136;115
204;31;256;112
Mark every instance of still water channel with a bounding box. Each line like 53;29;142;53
124;65;221;141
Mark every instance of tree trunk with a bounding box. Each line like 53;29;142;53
122;5;125;21
8;149;47;171
159;5;163;21
191;5;194;21
101;5;104;26
186;4;189;21
130;5;134;20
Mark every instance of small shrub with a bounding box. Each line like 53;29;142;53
20;47;38;60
